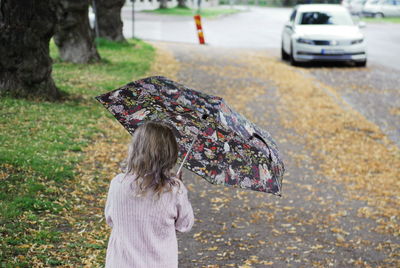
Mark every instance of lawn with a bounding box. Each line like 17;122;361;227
144;6;240;18
362;16;400;24
0;39;155;266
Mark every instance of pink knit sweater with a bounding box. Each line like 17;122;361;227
105;173;194;268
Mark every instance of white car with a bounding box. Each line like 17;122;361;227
281;4;367;67
362;0;400;18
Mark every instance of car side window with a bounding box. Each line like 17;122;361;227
290;9;297;23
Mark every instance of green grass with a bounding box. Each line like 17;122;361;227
144;6;240;18
0;38;155;266
362;17;400;24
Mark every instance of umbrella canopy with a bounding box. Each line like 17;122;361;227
95;76;284;195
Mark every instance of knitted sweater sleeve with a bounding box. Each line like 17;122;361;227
175;182;194;233
105;180;114;228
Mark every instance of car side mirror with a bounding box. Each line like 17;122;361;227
358;21;366;28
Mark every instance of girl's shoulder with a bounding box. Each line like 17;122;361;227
113;173;125;182
169;178;188;195
111;173;135;184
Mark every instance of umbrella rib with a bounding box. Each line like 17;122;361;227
176;114;208;175
177;133;199;175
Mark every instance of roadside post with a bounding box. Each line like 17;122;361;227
92;0;99;39
194;15;205;45
130;0;135;39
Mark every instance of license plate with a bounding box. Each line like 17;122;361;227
321;49;344;55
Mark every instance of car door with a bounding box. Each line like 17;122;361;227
282;8;297;53
382;0;398;16
395;0;400;15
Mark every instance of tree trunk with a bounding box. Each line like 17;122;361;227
177;0;187;8
0;0;61;100
54;0;100;63
159;0;168;9
197;0;202;10
95;0;126;42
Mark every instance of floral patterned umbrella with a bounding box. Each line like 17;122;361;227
95;76;284;196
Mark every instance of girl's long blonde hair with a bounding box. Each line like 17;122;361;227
125;121;179;197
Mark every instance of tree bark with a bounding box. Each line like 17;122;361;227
95;0;126;42
54;0;100;63
177;0;187;8
159;0;168;9
0;0;61;100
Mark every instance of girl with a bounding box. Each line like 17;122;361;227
105;122;194;268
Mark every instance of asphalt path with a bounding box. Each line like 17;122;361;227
362;23;400;70
122;6;400;70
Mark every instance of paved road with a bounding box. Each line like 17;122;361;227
362;23;400;71
122;6;400;70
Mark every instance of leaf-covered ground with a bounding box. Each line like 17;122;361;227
157;43;399;267
1;40;399;267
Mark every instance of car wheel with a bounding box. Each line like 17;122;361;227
290;43;298;66
355;60;367;67
281;43;289;61
374;12;384;18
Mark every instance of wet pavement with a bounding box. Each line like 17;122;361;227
122;6;289;47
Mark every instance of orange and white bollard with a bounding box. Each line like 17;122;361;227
194;15;205;45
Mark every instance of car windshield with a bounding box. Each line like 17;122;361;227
298;11;354;25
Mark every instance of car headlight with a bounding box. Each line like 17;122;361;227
297;38;315;45
351;39;364;44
